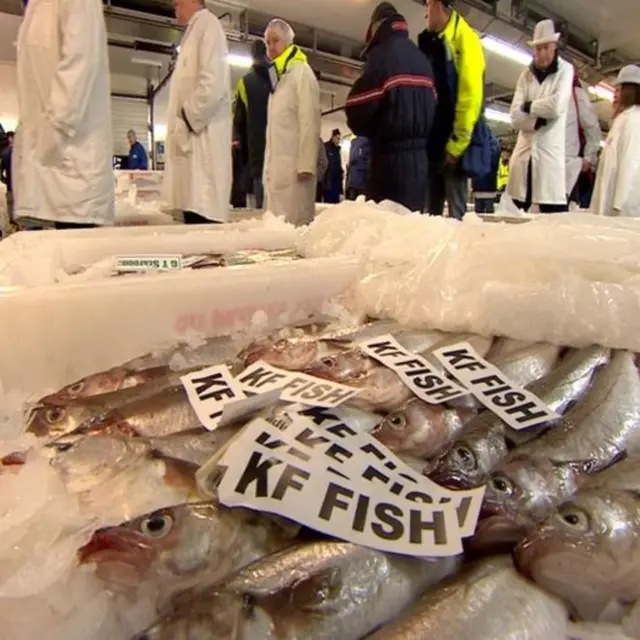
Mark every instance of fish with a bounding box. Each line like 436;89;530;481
373;399;474;460
514;457;640;621
368;556;567;640
133;541;461;640
428;346;611;490
79;502;299;602
475;351;640;550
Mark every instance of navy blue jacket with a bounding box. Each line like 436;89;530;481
346;16;437;211
128;141;149;171
1;145;12;193
347;137;371;190
472;135;501;193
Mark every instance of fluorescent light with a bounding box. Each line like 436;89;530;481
588;83;615;102
131;57;163;68
227;53;253;68
486;107;512;124
482;36;532;66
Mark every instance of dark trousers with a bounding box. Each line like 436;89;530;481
346;187;367;201
427;164;468;220
253;179;264;209
323;185;342;204
54;222;97;230
513;160;567;213
183;211;222;225
474;197;495;214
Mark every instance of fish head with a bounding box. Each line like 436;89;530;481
515;489;640;611
373;400;449;458
26;401;102;439
427;424;508;490
239;334;320;371
304;349;370;383
39;367;131;404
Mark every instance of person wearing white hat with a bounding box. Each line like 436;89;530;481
590;65;640;217
507;19;574;213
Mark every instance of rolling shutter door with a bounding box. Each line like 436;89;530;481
111;97;149;156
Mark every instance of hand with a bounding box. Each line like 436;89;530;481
444;153;458;167
581;159;592;173
297;172;313;182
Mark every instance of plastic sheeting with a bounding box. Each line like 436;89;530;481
298;202;640;351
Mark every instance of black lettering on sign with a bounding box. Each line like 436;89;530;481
208;409;223;421
192;372;235;402
442;349;484;371
409;508;448;545
396;358;426;371
492;390;527;408
294;428;330;450
389;482;404;496
326;422;358;439
506;402;549;424
286;446;311;463
318;482;353;521
325;443;352;464
366;340;405;358
409;373;443;389
352;494;370;532
405;490;434;504
456;497;472;528
299;383;331;401
484;384;512;398
239;366;287;389
372;503;405;540
234;451;282;497
283;377;311;395
271;464;309;500
298;406;340;426
255;431;286;450
325;465;350;481
471;373;504;389
360;442;387;461
427;385;464;403
318;386;356;405
362;465;391;486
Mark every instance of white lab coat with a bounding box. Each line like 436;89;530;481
163;9;232;222
565;85;602;195
14;0;114;225
507;57;574;206
264;60;321;226
591;106;640;217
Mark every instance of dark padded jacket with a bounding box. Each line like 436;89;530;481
345;15;437;211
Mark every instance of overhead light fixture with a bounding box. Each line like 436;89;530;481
486;107;512;124
588;83;615;102
482;36;532;66
131;57;163;68
226;53;253;68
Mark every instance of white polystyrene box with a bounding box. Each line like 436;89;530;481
0;256;360;396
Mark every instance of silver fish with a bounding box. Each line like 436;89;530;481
490;342;561;389
134;541;461;640
428;346;611;490
369;556;567;640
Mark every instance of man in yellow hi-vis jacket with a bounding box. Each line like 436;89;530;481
418;0;485;219
497;149;510;193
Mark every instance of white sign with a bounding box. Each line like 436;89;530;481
432;342;560;430
358;335;469;405
217;418;464;557
116;255;183;272
237;361;360;409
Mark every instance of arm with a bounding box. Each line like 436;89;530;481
529;62;573;120
46;0;104;138
510;71;538;133
140;145;149;171
447;30;485;158
182;16;230;134
295;65;321;175
577;88;603;164
345;55;384;137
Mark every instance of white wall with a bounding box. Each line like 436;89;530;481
0;62;18;132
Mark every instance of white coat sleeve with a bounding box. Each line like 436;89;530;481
182;18;229;134
530;63;573;120
295;65;321;176
577;88;602;164
510;71;537;133
46;0;102;138
613;116;640;212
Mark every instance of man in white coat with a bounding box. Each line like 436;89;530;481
566;69;602;207
14;0;114;229
164;0;232;224
507;20;573;213
263;19;321;226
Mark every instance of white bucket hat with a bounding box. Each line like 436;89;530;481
616;65;640;86
528;19;560;47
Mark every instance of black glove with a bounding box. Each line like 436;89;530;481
534;118;548;130
522;101;532;114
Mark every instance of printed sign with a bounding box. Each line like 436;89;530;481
237;361;360;409
358;335;469;404
116;255;183;272
432;342;560;430
217;418;464;557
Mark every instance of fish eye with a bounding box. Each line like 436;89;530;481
45;407;66;425
557;507;590;532
52;441;75;453
490;474;514;496
68;381;85;394
140;513;174;539
320;356;336;368
453;445;477;471
387;413;407;431
274;339;289;351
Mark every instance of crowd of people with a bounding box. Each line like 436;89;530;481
3;0;640;231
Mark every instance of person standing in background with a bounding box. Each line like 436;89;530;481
263;19;320;226
346;2;437;212
507;20;573;213
591;65;640;217
323;129;344;203
566;69;602;209
1;131;14;224
497;148;510;195
316;138;328;203
164;0;231;225
346;136;371;200
472;135;501;213
127;130;149;171
418;0;486;220
14;0;114;229
233;40;271;209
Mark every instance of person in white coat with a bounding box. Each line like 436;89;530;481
13;0;114;229
507;19;573;213
263;19;321;226
164;0;232;224
566;69;602;206
591;65;640;217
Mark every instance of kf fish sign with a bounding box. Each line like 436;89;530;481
432;342;559;430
